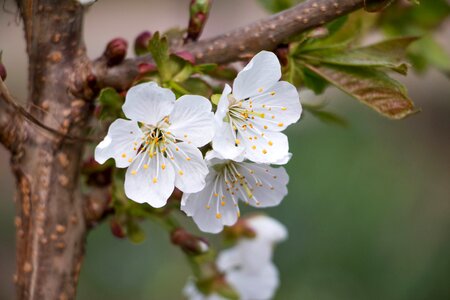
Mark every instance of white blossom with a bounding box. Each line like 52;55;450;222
95;82;214;208
212;51;302;164
184;216;287;300
181;151;288;233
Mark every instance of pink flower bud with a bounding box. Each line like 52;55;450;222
104;38;128;66
171;228;209;255
173;51;196;65
110;218;126;239
138;62;157;74
134;31;152;56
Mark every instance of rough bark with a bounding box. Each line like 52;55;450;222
13;1;93;299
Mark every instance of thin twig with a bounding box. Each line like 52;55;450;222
94;0;368;89
0;78;97;143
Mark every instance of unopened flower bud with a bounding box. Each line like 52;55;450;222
171;228;209;255
0;62;6;81
138;62;157;74
134;31;152;56
110;218;126;239
173;51;196;65
104;38;128;66
186;0;212;42
275;44;289;67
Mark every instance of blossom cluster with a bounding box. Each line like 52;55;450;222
95;50;301;233
184;215;287;300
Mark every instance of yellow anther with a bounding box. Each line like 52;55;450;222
262;149;268;154
121;153;127;158
152;177;158;184
175;147;179;151
251;145;256;150
184;134;188;138
166;131;171;135
133;147;137;151
237;211;241;217
178;170;184;175
258;88;263;93
128;158;133;163
271;115;275;119
235;139;241;145
277;122;284;127
270;91;276;96
186;157;191;161
268;141;273;146
262;104;266;108
264;125;268;129
281;107;287;111
144;164;149;169
260;113;265;118
256;201;261;206
214;193;218;197
221;201;226;206
250;170;254;174
205;205;211;209
215;213;222;219
161;147;167;152
161;164;166;170
131;170;137;175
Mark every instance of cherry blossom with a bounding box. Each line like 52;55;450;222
95;82;214;207
181;151;288;233
212;51;302;164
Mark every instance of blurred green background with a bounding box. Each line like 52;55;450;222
1;0;450;299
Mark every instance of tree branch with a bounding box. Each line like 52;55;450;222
94;0;367;90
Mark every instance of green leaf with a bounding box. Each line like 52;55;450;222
301;37;418;75
148;32;171;82
180;78;212;97
97;88;124;120
304;63;418;119
408;35;450;73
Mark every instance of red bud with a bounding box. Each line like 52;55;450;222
110;218;127;239
134;31;152;56
171;228;209;255
138;62;157;74
104;38;128;66
173;51;196;65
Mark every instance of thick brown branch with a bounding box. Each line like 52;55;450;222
94;0;366;89
13;1;94;299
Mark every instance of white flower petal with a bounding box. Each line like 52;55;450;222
215;84;232;121
166;142;209;193
232;51;281;100
244;81;302;131
236;163;289;208
124;152;175;207
246;215;288;243
212;119;245;161
227;262;279;300
182;171;239;234
94;119;144;168
122;82;175;126
238;129;289;164
167;95;214;147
